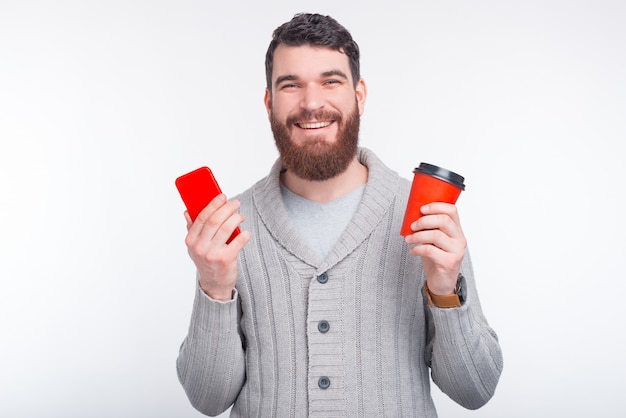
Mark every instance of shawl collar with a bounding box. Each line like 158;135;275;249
251;147;401;272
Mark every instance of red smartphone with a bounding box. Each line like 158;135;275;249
175;166;241;243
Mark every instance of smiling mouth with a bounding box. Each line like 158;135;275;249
296;121;333;129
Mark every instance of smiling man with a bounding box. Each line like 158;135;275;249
267;44;366;191
177;13;503;417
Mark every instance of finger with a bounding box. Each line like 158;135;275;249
223;228;251;253
187;194;228;238
409;241;447;259
420;202;461;224
194;198;243;246
184;211;192;230
408;237;464;272
213;211;245;246
408;228;457;253
412;213;461;239
193;228;250;273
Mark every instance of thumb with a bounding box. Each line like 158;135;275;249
184;211;193;230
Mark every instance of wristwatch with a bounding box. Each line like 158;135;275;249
424;273;465;308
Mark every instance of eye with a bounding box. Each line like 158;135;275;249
324;79;341;86
280;83;299;90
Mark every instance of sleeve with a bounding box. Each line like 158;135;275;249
176;282;246;416
423;249;504;410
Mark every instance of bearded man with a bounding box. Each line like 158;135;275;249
177;13;503;418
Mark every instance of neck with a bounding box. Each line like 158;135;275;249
281;156;368;203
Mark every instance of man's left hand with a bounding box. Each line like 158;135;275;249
404;202;467;295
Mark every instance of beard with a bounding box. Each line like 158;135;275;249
270;103;360;181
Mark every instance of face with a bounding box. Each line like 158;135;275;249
264;44;367;181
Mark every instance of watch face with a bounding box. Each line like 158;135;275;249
455;273;466;303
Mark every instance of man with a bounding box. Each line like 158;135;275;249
177;13;503;417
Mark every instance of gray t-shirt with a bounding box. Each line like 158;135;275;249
280;183;365;259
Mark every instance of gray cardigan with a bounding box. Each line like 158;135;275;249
177;148;503;417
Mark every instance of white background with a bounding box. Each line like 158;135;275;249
1;1;625;417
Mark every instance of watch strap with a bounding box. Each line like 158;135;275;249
424;279;462;308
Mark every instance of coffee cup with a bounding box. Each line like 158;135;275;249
400;163;465;236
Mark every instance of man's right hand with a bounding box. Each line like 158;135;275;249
184;194;250;301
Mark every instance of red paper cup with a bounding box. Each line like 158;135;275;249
400;163;465;236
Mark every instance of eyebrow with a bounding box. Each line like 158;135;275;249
274;69;350;87
275;74;298;86
322;70;349;80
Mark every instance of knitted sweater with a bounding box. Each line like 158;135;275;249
177;148;503;417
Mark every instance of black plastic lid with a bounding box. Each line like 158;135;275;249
414;163;465;190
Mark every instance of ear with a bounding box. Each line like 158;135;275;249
355;78;367;115
264;88;272;118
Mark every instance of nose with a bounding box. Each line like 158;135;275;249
300;85;325;111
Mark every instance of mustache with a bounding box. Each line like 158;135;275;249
286;110;343;127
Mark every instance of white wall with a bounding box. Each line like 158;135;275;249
1;1;625;417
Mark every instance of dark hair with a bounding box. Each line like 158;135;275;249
265;13;361;91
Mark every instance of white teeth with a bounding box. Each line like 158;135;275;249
299;121;331;129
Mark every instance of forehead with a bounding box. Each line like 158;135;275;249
272;44;352;82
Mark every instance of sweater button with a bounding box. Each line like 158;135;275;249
318;320;330;333
317;273;329;284
318;376;331;389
